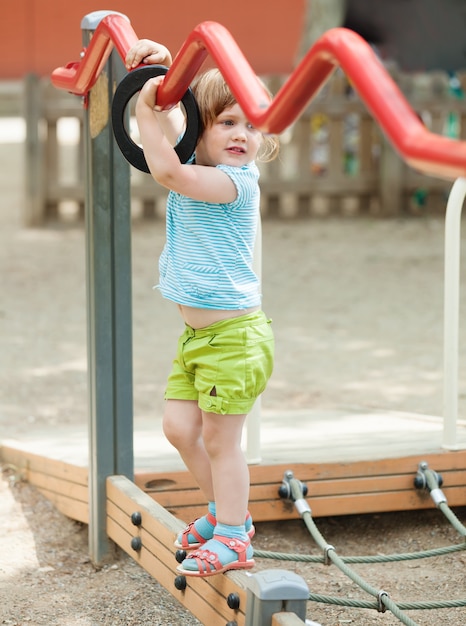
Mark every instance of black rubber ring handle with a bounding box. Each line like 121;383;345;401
112;65;201;173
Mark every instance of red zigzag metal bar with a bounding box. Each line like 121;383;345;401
52;13;466;180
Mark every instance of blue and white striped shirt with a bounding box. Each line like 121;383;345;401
156;162;261;310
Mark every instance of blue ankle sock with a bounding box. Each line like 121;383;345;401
215;522;248;541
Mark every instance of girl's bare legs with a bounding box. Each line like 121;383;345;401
163;399;214;501
179;410;253;574
164;398;253;574
163;400;249;522
201;411;249;526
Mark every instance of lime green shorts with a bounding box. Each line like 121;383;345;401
164;310;274;415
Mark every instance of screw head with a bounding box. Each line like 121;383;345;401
227;593;240;610
175;549;187;563
130;536;142;551
131;511;142;526
278;484;289;498
174;575;187;591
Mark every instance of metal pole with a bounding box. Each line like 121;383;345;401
82;10;134;564
443;177;466;449
246;217;263;464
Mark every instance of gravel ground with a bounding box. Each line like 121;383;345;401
2;137;466;625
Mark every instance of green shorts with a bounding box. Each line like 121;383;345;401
165;310;274;415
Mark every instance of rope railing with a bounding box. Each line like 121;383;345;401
51;14;466;180
423;467;466;538
260;474;466;625
303;594;466;612
287;478;419;626
255;540;466;564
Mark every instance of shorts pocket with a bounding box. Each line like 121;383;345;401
244;323;275;396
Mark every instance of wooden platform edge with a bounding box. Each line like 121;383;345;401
107;475;251;626
136;449;466;522
0;443;89;523
2;443;466;526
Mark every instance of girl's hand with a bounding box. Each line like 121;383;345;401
125;39;172;70
137;75;172;113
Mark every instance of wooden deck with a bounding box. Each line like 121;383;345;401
2;407;466;524
4;407;466;467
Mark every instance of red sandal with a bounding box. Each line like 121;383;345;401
176;535;255;577
174;511;255;550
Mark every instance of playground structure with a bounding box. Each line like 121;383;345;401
3;9;466;625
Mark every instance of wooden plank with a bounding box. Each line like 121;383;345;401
27;473;88;523
306;485;466;518
109;517;245;624
150;482;466;524
1;445;89;523
34;486;88;523
136;451;466;522
107;475;250;626
142;473;413;504
107;476;249;607
0;444;88;484
3;442;466;527
138;451;466;491
27;470;88;504
272;613;306;626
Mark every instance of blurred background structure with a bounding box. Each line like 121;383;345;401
1;0;466;225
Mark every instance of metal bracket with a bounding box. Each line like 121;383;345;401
278;470;308;500
377;590;389;613
414;460;443;490
323;544;335;566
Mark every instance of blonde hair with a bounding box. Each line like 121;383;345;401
191;69;279;162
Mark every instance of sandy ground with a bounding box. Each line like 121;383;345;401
1;135;466;625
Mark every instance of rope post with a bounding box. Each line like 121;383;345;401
245;569;309;626
246;217;263;464
81;10;134;565
443;177;466;449
23;73;44;226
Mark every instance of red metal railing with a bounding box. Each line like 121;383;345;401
51;14;466;180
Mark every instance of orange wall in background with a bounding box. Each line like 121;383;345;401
0;1;305;79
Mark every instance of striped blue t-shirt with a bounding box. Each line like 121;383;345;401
156;162;261;310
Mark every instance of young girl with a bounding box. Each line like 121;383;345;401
126;40;278;577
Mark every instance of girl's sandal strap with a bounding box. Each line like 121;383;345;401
175;512;217;549
177;535;255;577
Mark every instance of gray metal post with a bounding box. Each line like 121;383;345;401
24;73;44;226
82;10;134;565
245;569;309;625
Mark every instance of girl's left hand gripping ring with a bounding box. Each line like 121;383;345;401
112;65;201;173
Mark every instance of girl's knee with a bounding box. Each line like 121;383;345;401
202;412;246;452
162;414;179;446
202;433;222;459
163;412;187;447
163;400;202;447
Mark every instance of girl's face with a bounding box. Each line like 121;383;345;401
195;103;262;168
